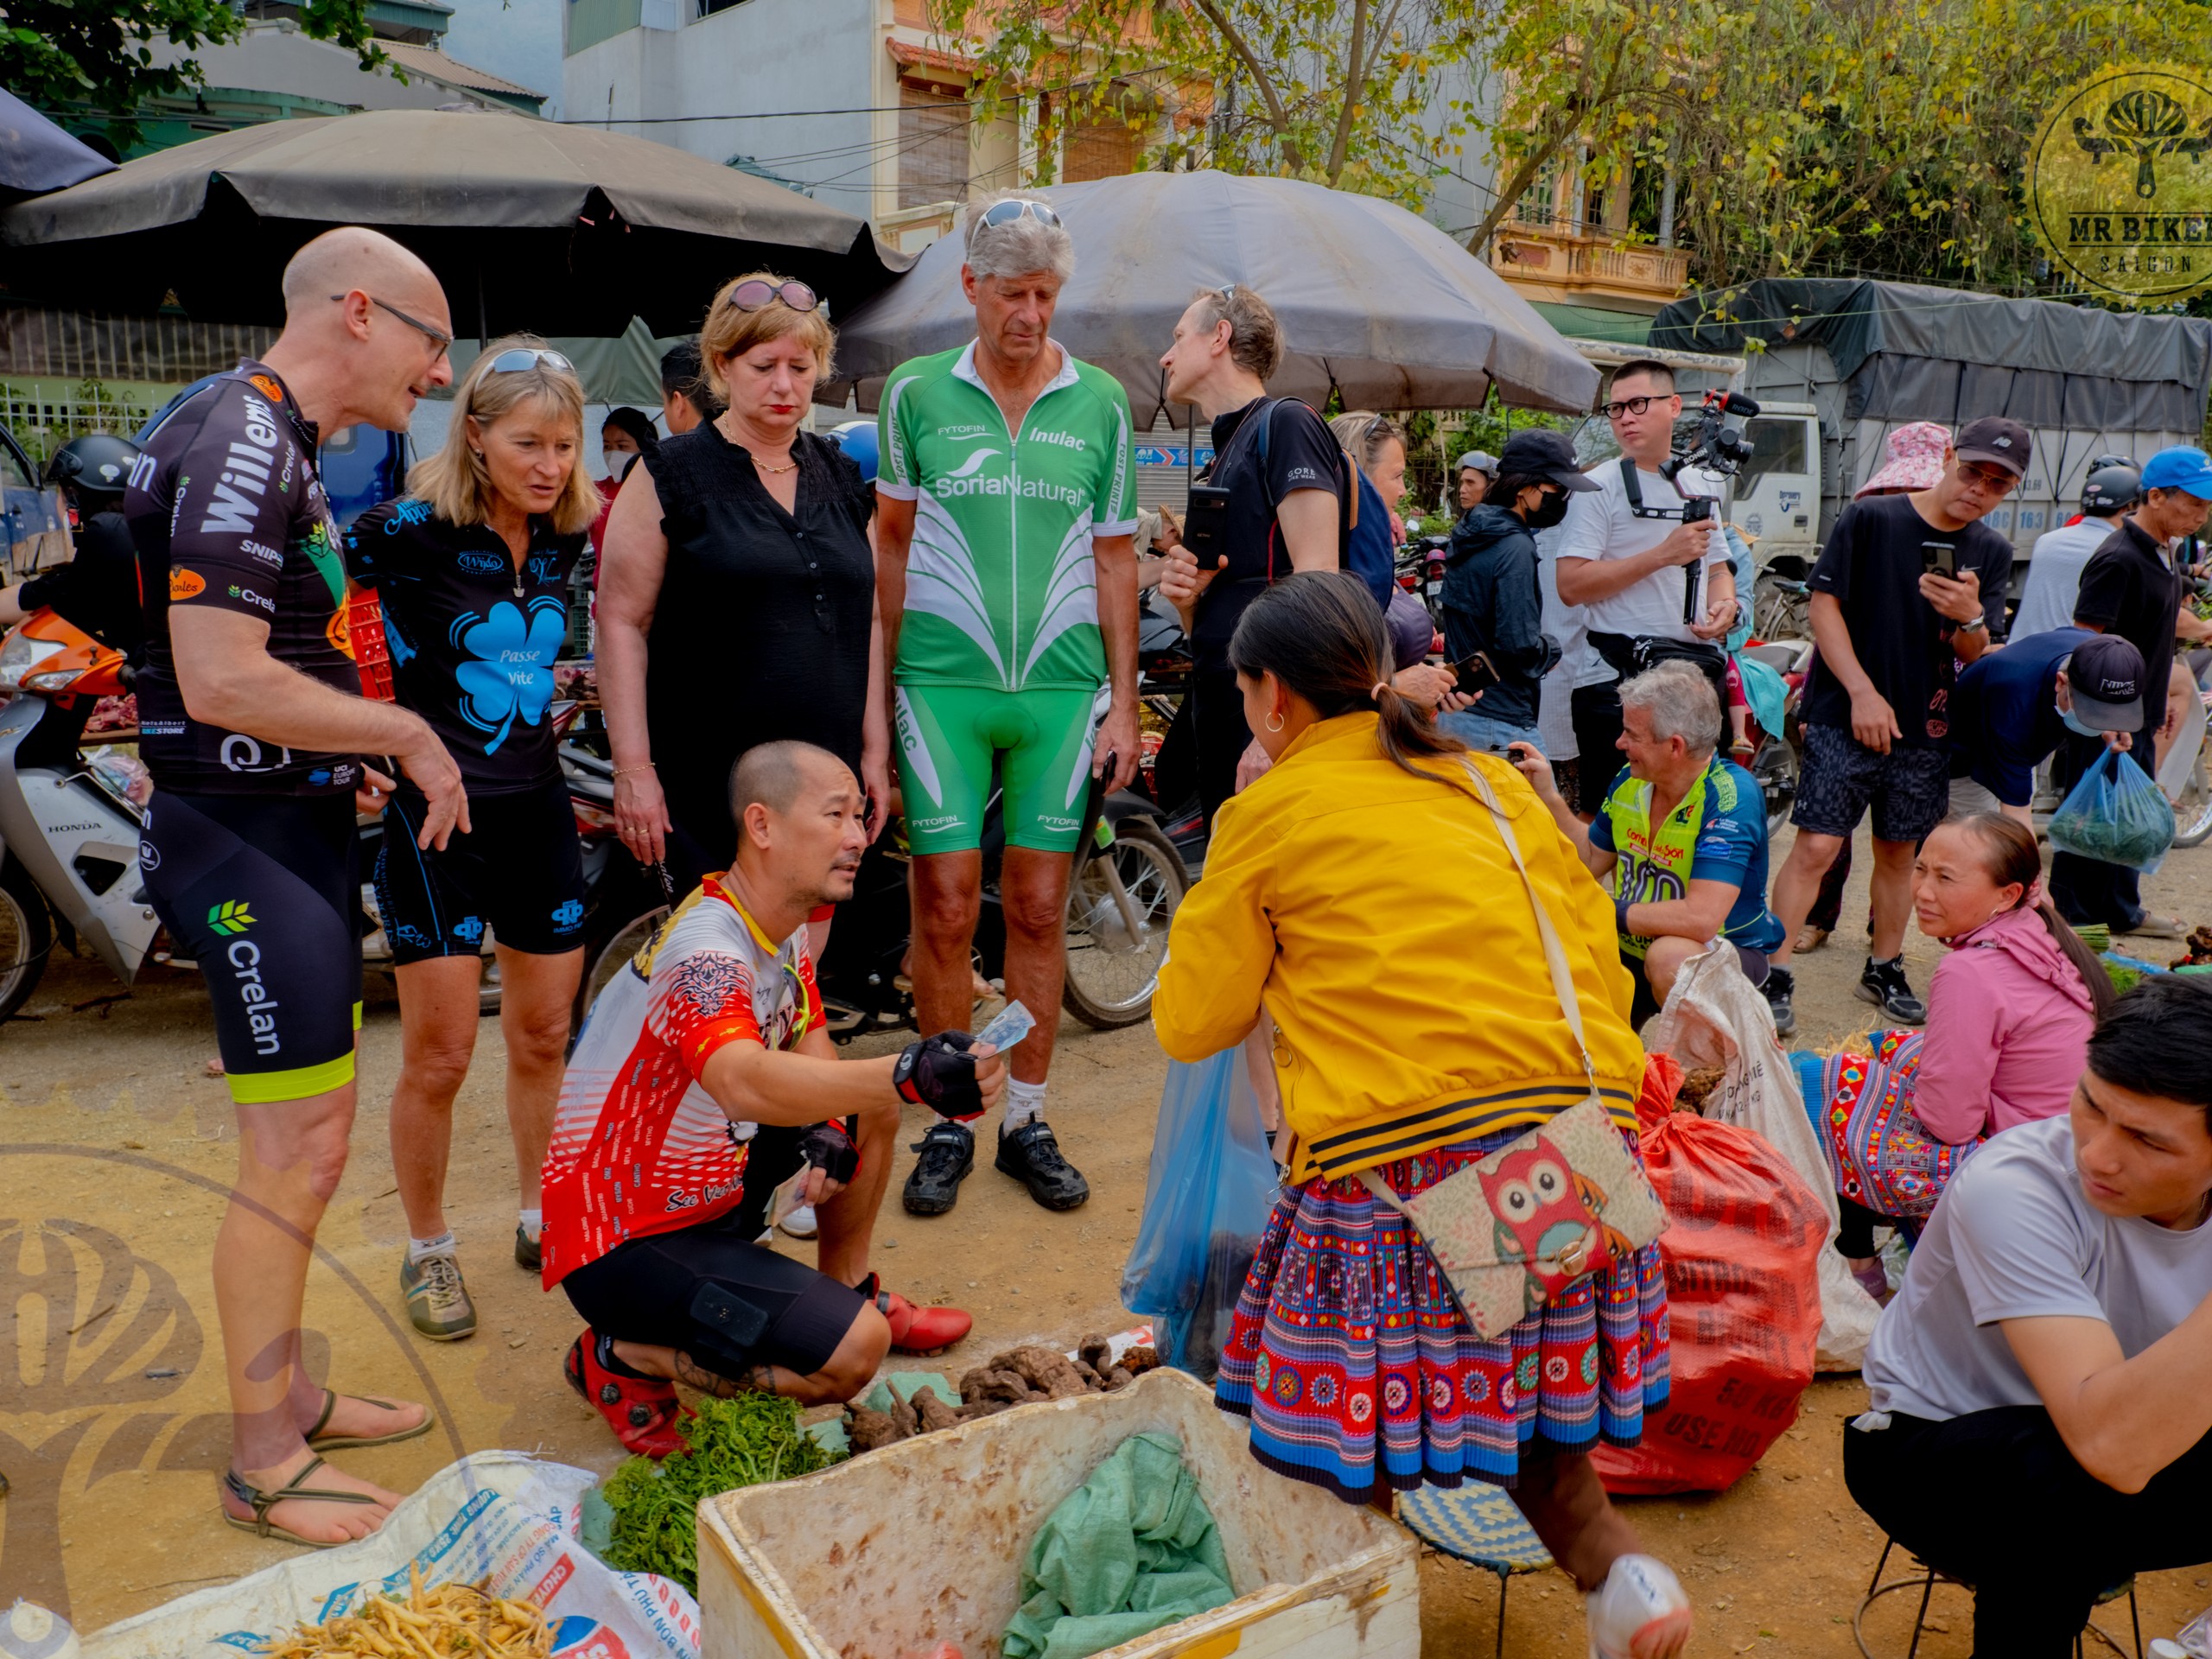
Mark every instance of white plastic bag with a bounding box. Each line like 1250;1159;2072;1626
83;1452;698;1659
1643;942;1883;1371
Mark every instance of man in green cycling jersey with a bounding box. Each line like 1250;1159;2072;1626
875;193;1141;1217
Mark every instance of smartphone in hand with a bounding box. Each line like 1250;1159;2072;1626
1922;540;1959;578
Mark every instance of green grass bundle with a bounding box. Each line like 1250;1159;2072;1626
600;1394;841;1592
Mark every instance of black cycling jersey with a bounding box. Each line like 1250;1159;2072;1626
343;499;583;793
124;360;361;796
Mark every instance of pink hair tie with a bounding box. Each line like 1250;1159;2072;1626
1371;681;1390;702
2024;875;2048;911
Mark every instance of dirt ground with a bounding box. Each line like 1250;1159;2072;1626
8;820;2212;1654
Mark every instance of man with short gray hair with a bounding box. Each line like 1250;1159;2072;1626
874;192;1141;1217
1511;661;1787;1029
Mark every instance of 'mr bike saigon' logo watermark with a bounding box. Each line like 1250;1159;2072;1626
2031;64;2212;302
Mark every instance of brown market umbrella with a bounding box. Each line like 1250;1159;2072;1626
0;108;907;337
833;169;1598;422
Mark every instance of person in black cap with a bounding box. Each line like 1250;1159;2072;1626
2056;444;2212;938
1762;416;2024;1035
1436;429;1594;753
1948;629;2146;823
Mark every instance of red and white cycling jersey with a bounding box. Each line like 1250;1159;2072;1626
541;877;818;1287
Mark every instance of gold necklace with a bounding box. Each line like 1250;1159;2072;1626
721;416;798;474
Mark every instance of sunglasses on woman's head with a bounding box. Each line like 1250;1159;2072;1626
484;347;575;375
977;198;1062;231
727;279;819;313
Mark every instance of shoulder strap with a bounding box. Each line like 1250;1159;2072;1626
1459;759;1598;1083
1351;762;1598;1205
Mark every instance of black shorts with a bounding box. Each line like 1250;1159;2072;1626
1791;723;1952;843
560;1210;867;1382
374;779;585;965
140;790;362;1104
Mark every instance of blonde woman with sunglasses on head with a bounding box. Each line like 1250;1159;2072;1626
342;336;596;1343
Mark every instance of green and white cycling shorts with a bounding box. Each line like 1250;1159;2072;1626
893;683;1097;855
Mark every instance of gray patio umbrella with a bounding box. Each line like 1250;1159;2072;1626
0;107;906;337
832;169;1598;421
0;90;115;200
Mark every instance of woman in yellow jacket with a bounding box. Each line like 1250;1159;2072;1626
1155;572;1690;1659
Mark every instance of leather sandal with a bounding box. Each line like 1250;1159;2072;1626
305;1389;435;1452
220;1457;381;1548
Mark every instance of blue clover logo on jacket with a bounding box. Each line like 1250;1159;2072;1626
451;595;566;753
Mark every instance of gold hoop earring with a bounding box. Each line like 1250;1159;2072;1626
1265;712;1284;734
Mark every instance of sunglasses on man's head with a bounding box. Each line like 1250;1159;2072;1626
484;346;575;376
726;278;819;314
976;198;1063;231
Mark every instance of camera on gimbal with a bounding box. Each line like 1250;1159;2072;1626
1656;389;1761;620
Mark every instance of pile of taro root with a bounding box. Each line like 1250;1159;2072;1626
845;1337;1162;1451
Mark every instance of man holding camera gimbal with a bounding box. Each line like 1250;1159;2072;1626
1763;418;2024;1035
1555;360;1739;814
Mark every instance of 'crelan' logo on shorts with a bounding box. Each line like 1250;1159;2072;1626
207;899;256;937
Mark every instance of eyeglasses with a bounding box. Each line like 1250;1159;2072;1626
1956;461;2019;495
976;198;1063;231
334;293;454;355
726;278;819;313
1602;395;1666;420
484;346;575;375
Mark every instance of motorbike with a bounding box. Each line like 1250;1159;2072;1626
0;607;630;1026
565;706;1192;1044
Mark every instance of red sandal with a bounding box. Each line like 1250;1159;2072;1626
856;1274;972;1356
564;1331;688;1459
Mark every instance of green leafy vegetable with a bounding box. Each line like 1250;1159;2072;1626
600;1394;841;1591
2103;959;2144;996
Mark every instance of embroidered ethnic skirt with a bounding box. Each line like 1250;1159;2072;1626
1214;1129;1670;1503
1808;1031;1981;1221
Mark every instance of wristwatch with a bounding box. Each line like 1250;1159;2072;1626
1956;615;1989;633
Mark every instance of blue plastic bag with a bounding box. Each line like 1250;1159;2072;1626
1120;1048;1281;1381
2047;747;2176;873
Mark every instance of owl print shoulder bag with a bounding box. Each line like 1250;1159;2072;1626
1353;760;1666;1340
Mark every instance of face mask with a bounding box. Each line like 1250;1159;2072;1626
607;451;637;481
2059;702;2105;738
1526;491;1570;530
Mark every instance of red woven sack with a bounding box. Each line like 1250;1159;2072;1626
1592;1054;1826;1494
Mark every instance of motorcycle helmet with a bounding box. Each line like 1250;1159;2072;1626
45;433;141;505
825;419;878;483
2082;462;2141;516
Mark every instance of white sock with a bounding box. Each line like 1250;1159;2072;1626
408;1230;456;1262
517;1208;542;1235
1005;1079;1046;1131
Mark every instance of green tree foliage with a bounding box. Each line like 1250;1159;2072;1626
1470;0;2211;293
934;0;1484;199
6;0;384;140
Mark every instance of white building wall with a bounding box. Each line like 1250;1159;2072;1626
149;22;514;111
563;0;884;221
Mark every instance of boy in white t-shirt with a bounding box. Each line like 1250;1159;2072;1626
1847;977;2212;1655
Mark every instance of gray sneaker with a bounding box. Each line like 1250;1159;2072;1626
400;1249;477;1341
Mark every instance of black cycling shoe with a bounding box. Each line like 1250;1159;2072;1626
902;1122;976;1216
1855;955;1928;1025
1762;964;1797;1038
996;1120;1090;1211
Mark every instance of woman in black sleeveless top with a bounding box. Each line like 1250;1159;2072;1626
597;272;886;886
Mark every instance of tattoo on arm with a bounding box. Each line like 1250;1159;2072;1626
673;1351;780;1397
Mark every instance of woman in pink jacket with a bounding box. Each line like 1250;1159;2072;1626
1809;813;2113;1301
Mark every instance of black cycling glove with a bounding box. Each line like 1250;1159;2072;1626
893;1031;987;1121
798;1118;860;1185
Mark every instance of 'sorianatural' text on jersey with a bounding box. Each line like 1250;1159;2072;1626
540;880;820;1286
876;341;1138;692
124;361;362;796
